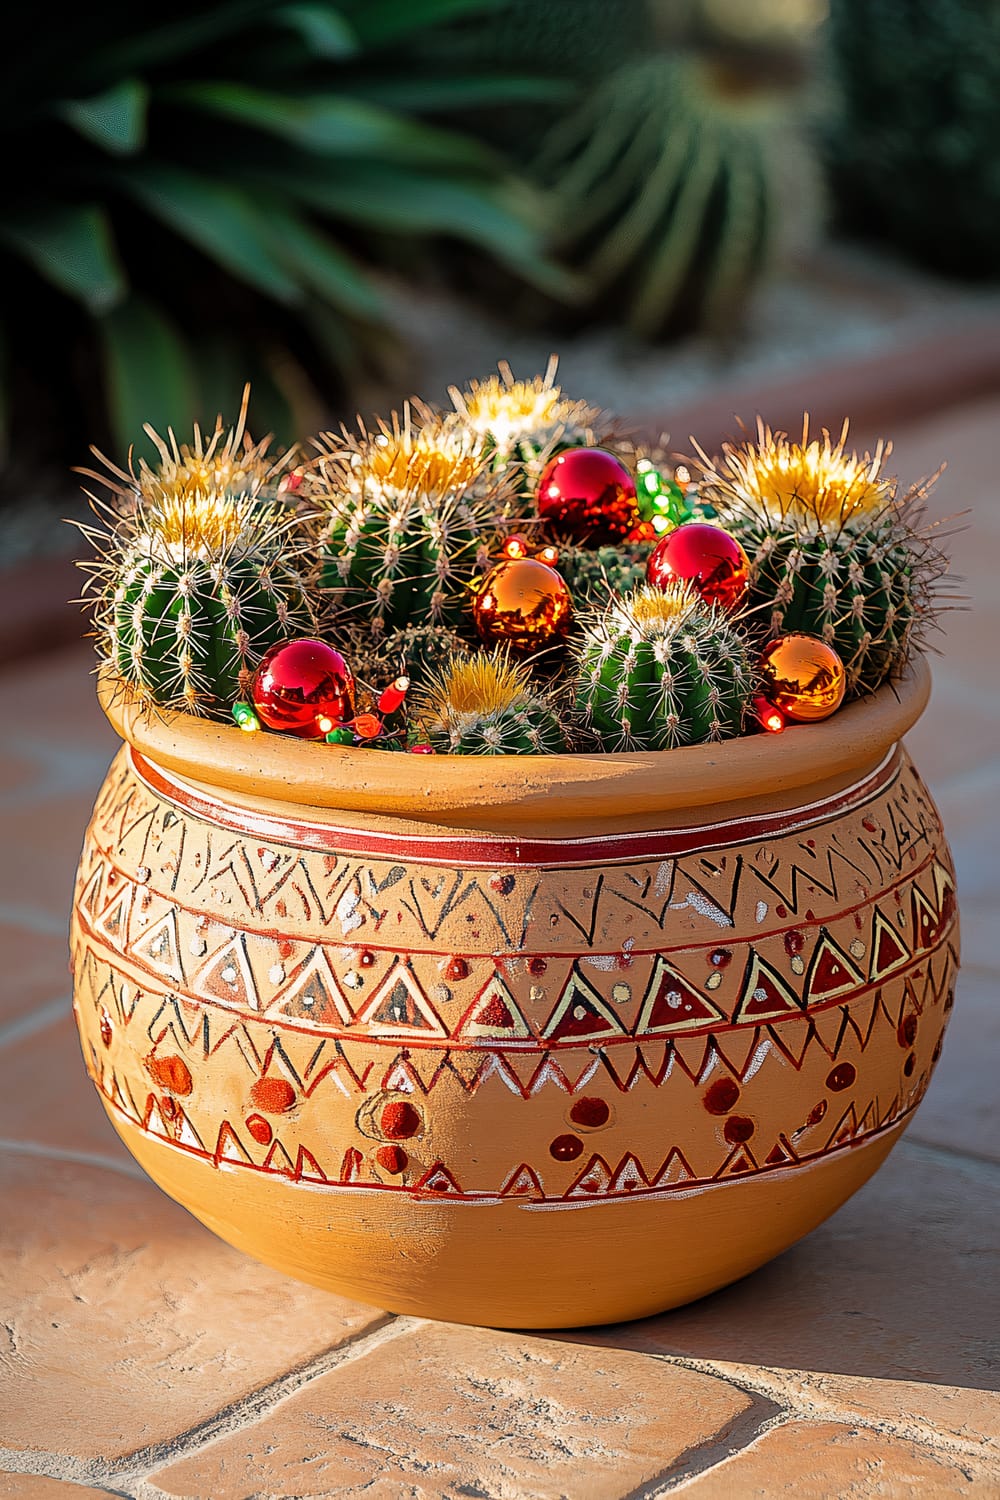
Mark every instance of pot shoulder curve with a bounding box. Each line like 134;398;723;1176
98;659;931;828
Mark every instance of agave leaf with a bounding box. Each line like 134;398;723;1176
262;207;385;320
273;3;358;58
346;0;506;49
0;205;126;313
57;79;148;156
90;4;278;80
270;162;583;298
343;74;571;110
98;297;198;455
165;84;502;171
117;165;302;304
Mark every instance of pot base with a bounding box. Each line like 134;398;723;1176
105;1102;903;1328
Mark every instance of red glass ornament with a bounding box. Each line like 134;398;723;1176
251;638;355;739
536;447;639;545
473;556;573;653
646;522;749;611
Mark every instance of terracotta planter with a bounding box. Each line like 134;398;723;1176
70;661;959;1328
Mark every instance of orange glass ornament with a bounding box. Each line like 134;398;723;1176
759;635;846;723
472;557;573;653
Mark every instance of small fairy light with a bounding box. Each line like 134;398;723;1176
352;713;383;740
325;726;354;744
231;701;260;733
378;676;410;715
537;544;559;566
503;534;530;560
316;715;336;734
752;695;786;734
675;465;691;486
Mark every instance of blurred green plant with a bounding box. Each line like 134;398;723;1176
533;52;821;339
827;0;1000;276
0;0;570;481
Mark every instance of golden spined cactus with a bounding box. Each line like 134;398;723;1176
308;406;522;639
695;417;951;694
415;651;567;755
78;393;315;717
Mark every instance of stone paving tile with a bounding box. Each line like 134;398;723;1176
930;762;1000;913
557;1142;999;1450
676;1418;998;1497
0;924;71;1033
145;1322;756;1500
0;791;97;924
0;1478;119;1499
0;644;114;755
908;968;1000;1163
0;1155;389;1463
0;1013;133;1166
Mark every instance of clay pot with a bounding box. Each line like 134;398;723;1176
70;661;958;1328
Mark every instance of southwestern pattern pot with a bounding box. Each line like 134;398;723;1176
70;661;958;1328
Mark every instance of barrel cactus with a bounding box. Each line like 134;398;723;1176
557;539;654;607
363;622;473;691
81;405;314;717
415;652;568;755
534;53;820;337
449;359;615;484
310;410;520;639
574;584;754;751
696;419;949;694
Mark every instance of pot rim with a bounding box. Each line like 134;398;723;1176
98;659;932;827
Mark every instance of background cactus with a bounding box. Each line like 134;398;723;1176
81;405;314;716
574;584;754;751
532;52;820;338
826;0;1000;277
311;410;520;639
415;652;567;755
696;420;949;694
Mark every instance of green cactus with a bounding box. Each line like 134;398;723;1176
365;622;473;691
80;407;314;717
557;540;654;607
416;652;568;756
310;411;519;638
448;359;618;490
697;420;949;694
534;53;820;338
574;584;754;751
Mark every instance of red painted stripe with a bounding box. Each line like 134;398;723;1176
130;747;900;870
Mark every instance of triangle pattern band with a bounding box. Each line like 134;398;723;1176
869;908;911;981
804;928;865;1001
734;951;802;1024
456;973;533;1042
268;948;354;1027
542;965;626;1044
635;955;727;1036
357;960;448;1037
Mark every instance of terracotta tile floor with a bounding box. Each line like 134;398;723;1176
1;397;998;1497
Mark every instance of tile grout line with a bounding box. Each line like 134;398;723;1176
616;1396;791;1499
0;1138;148;1182
0;1315;418;1496
644;1353;998;1466
0;994;70;1051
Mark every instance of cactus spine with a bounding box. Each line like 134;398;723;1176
449;358;615;487
574;584;753;751
81;401;314;717
310;409;519;638
416;652;567;755
696;419;949;694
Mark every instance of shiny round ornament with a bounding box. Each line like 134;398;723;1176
759;634;846;723
251;638;356;739
472;557;573;653
646;522;749;612
536;447;639;545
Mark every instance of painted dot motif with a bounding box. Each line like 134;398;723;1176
550;1134;583;1161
